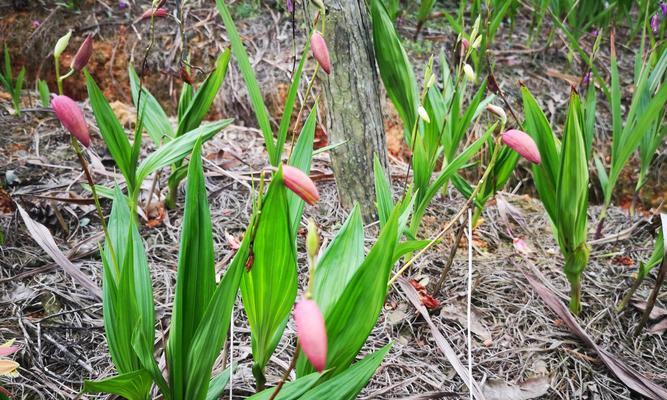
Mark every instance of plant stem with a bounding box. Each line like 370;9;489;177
71;137;119;275
635;255;666;336
568;277;582;315
268;345;300;400
252;363;267;393
432;220;467;295
616;275;644;312
594;204;608;239
54;56;63;95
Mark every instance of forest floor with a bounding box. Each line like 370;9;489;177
0;0;666;399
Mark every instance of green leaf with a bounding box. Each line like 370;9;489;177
37;79;50;107
556;92;589;257
176;50;231;137
85;70;134;187
417;0;436;23
167;139;216;399
246;372;322;400
215;0;277;163
373;156;393;228
370;0;419;139
300;343;392;400
82;370;153;400
134;119;232;195
287;106;317;235
312;205;365;316
178;82;194;123
129;63;174;143
241;167;297;370
393;240;431;264
205;366;235;400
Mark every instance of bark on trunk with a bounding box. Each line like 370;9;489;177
308;0;388;222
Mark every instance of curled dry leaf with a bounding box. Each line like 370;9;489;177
481;375;550;400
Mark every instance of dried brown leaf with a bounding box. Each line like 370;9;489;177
481;376;549;400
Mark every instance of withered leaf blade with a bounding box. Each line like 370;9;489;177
481;376;549;400
17;205;101;299
522;269;667;400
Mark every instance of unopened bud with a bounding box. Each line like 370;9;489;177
71;34;93;72
471;36;482;49
426;73;436;89
179;66;193;85
463;64;476;82
294;299;327;372
486;104;507;124
141;7;168;20
54;31;72;58
51;95;91;147
418;105;430;123
306;218;320;260
311;31;331;75
501;129;541;164
310;0;326;11
283;165;320;205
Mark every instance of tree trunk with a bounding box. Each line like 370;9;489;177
310;0;388;222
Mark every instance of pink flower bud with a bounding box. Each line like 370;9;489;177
141;7;168;20
71;34;93;72
294;299;327;372
282;165;320;205
0;345;18;358
310;31;331;75
501;129;541;165
51;95;90;147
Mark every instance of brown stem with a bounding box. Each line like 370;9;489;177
71;138;119;273
433;220;467;295
635;256;666;336
268;345;300;400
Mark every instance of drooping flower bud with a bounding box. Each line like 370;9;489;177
306;218;320;260
71;34;93;72
311;31;331;75
294;299;327;372
651;12;659;34
283;165;320;205
661;1;667;17
51;96;91;147
286;0;294;13
471;35;482;49
0;360;19;377
54;31;72;58
463;63;476;82
0;340;18;358
141;7;168;20
460;38;469;53
485;104;507;125
310;0;326;11
501;129;541;165
417;105;430;123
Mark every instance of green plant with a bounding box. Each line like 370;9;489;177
617;224;664;311
0;45;25;116
370;0;495;236
595;34;667;236
127;50;230;208
36;79;50;107
522;87;590;314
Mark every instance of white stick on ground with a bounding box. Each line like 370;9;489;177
467;209;473;400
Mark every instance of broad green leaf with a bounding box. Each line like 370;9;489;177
215;0;277;163
176;50;231;137
129;64;174;143
178;82;194;123
300;343;392;400
241;167;297;370
287;106;317;235
81;183;116;200
370;0;419;139
312;205;365;316
246;372;322;400
85;70;133;187
82;370;153;400
373;156;393;228
167;139;216;400
134;119;232;194
417;0;436;23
